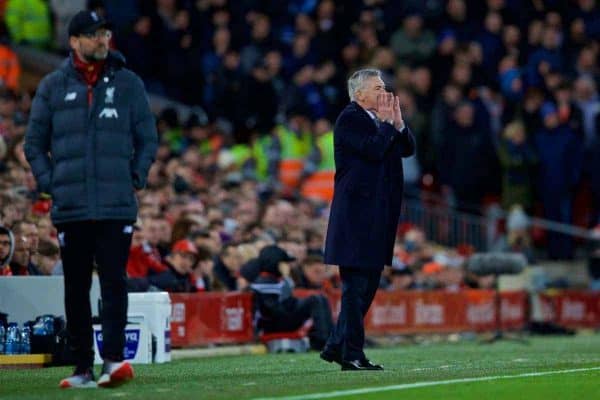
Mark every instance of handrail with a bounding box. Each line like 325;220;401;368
403;191;595;241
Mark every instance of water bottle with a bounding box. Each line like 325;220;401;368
21;325;31;354
32;317;45;336
5;323;20;355
0;324;5;354
43;315;55;335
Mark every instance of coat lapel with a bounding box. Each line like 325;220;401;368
350;101;379;131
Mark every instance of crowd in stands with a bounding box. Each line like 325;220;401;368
0;0;599;297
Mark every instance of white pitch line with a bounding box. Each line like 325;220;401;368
253;366;600;400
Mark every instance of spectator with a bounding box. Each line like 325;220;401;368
151;2;194;102
554;81;585;141
438;101;499;211
239;13;277;75
50;0;86;52
571;42;598;81
117;15;156;85
475;11;504;82
534;102;583;259
146;239;198;293
238;59;278;137
395;88;425;192
283;33;316;78
212;243;242;291
155;217;173;258
430;83;462;172
498;55;523;108
36;216;56;244
250;244;334;350
312;0;341;62
191;245;215;292
573;76;599;150
569;0;600;42
293;252;332;290
525;26;563;88
389;13;436;66
33;238;61;275
5;0;52;49
505;205;536;264
0;225;13;275
384;261;415;291
271;108;313;193
443;0;473;42
497;121;538;212
409;66;434;111
12;219;39;255
300;118;334;202
9;233;41;275
0;26;20;91
126;220;167;279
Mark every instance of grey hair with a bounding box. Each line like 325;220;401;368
347;68;381;101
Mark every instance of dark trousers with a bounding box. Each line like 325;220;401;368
261;295;334;350
56;220;133;370
324;266;381;361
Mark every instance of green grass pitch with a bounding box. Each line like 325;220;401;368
1;334;599;400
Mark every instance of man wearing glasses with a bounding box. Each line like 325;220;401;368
24;10;157;389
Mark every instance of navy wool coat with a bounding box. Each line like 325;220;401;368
324;101;415;269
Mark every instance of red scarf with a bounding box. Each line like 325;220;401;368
73;52;105;86
73;52;105;104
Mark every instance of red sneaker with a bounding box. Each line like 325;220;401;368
97;360;134;388
59;369;97;389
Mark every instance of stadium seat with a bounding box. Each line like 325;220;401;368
258;320;312;353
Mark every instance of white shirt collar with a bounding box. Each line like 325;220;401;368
364;109;377;120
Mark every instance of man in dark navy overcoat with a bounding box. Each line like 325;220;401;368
321;68;415;370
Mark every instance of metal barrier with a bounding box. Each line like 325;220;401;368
401;198;489;250
400;192;597;258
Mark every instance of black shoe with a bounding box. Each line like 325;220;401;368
341;359;384;371
362;359;384;370
320;350;342;366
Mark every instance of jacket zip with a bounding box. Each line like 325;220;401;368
87;84;93;106
86;82;95;219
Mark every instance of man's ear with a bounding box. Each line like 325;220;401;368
355;89;363;102
69;36;78;51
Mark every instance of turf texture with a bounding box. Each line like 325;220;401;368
1;334;599;400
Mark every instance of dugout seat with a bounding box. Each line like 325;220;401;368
258;319;312;353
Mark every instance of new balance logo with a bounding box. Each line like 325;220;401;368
58;232;65;247
99;108;119;119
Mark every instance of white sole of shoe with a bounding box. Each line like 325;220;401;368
59;380;98;389
97;363;134;388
